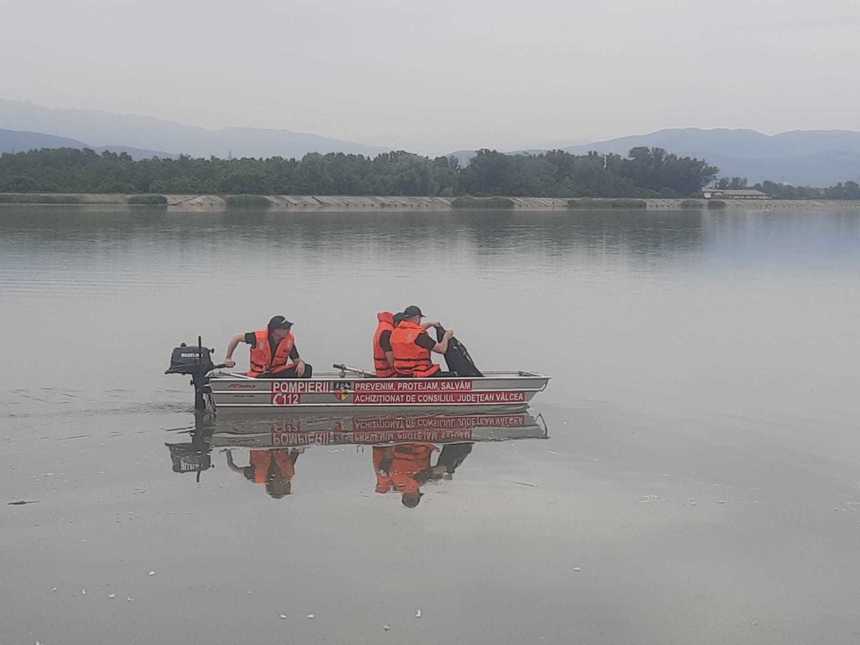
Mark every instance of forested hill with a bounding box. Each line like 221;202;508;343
0;147;717;197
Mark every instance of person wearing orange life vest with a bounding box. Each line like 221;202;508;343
222;315;312;378
372;311;397;377
225;448;301;499
390;305;453;378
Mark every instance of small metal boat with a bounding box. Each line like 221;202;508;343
166;339;550;414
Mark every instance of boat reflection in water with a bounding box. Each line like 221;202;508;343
165;411;548;503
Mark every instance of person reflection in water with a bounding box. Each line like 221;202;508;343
373;441;478;507
225;448;301;499
435;443;474;478
373;442;476;507
373;443;439;508
373;442;473;508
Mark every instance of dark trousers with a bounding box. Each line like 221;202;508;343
437;443;474;474
259;363;313;379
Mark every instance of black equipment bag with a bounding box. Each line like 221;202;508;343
434;325;484;377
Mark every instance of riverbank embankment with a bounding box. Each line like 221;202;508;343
1;193;859;212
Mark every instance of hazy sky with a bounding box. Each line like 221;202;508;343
1;0;859;152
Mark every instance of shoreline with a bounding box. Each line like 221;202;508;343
1;193;859;211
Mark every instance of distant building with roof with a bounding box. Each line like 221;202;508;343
702;188;768;200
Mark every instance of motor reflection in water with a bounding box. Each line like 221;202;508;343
166;411;548;503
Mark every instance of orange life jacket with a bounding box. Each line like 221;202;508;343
391;320;440;378
372;446;393;493
372;312;396;378
250;449;296;484
390;444;435;494
248;329;295;378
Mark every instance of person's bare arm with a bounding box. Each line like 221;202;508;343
432;329;454;354
385;350;395;367
288;345;306;376
223;334;244;368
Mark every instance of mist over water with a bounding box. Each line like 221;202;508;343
2;207;860;644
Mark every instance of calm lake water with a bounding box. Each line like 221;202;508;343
2;206;860;645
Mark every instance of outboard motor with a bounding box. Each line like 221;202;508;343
165;342;215;376
165;337;221;411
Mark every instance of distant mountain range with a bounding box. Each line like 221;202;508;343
561;129;860;186
0;128;174;160
0;129;85;152
451;128;860;186
0;98;386;159
2;98;860;185
455;129;860;186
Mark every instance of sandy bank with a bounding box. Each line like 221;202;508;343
1;193;859;212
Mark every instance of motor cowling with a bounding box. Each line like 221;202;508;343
165;343;215;376
166;442;213;475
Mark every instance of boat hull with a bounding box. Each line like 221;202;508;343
206;371;549;413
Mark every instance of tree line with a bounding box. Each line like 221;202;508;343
3;146;857;199
0;146;718;197
714;175;860;199
754;179;858;200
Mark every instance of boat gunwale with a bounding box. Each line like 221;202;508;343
209;371;551;382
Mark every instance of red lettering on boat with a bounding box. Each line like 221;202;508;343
271;381;332;394
352;391;525;405
271;392;301;406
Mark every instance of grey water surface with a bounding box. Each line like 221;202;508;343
2;206;860;645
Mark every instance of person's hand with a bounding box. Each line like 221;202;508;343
295;359;306;376
444;329;454;338
223;358;236;368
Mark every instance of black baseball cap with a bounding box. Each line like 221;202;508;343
402;305;424;318
268;315;293;330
